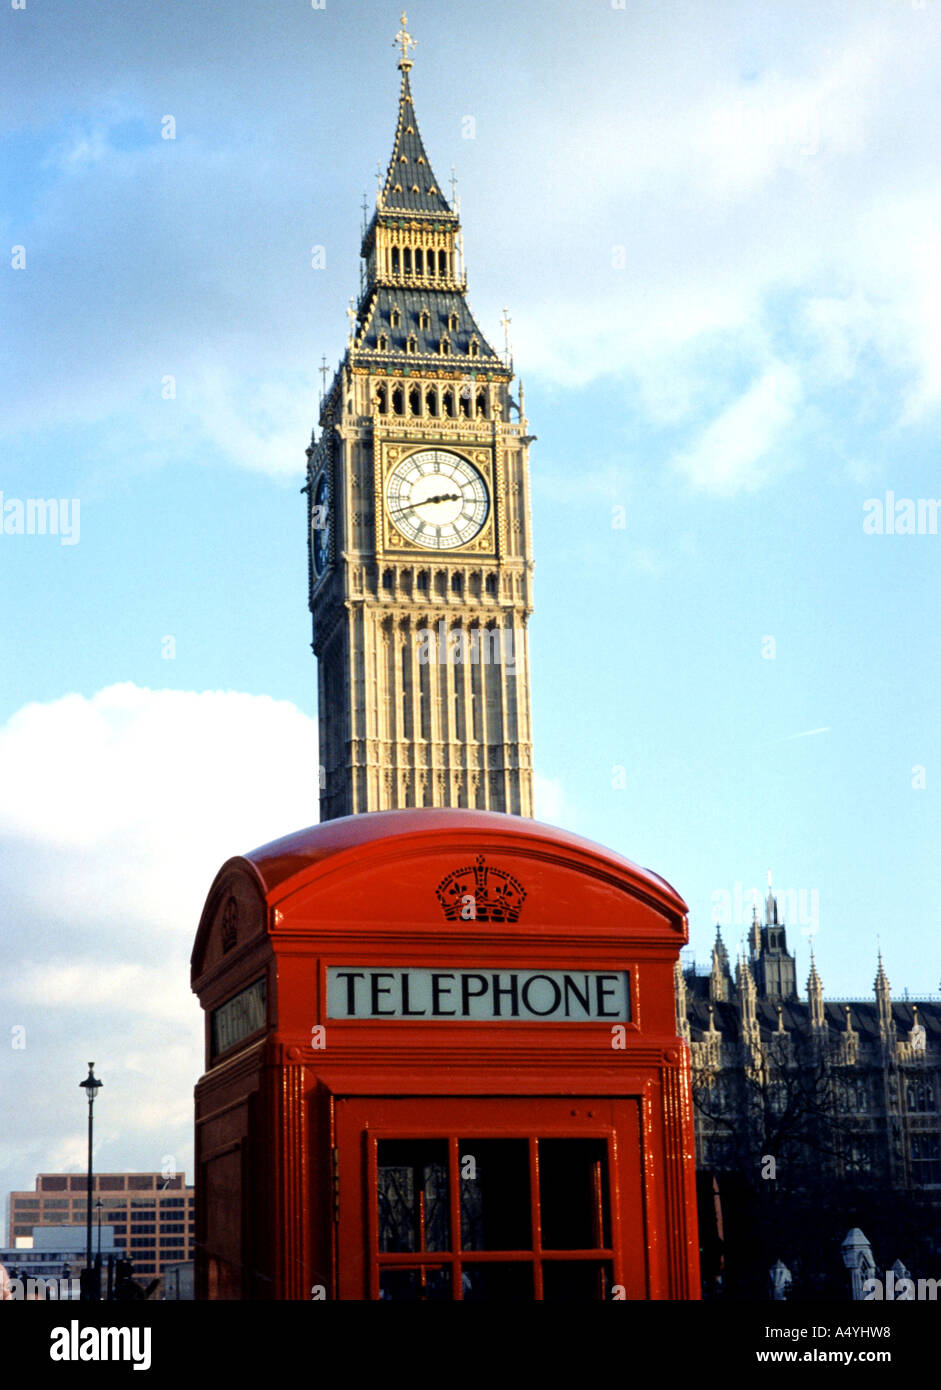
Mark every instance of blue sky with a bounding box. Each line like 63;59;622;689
2;0;940;1204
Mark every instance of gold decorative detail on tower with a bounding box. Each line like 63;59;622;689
394;12;416;70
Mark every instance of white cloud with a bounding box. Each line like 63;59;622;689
13;962;193;1025
57;129;112;170
690;36;877;200
185;367;313;480
7;5;941;485
481;14;941;463
802;289;880;384
0;684;317;1197
672;363;803;495
0;682;315;858
633;547;665;577
533;772;573;829
15;963;148;1010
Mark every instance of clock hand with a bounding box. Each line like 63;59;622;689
389;492;462;515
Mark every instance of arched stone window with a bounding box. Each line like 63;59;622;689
390;306;401;328
439;337;451;356
424;386;438;417
908;1080;935;1113
475;388;486;418
376;383;388;414
406;334;417;355
409;384;421;415
442;388;455;418
392;384;405;416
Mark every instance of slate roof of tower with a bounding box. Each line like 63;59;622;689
355;286;500;362
380;70;452;216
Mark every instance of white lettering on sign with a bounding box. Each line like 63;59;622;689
326;968;630;1021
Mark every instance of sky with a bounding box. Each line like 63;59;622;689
2;0;940;1211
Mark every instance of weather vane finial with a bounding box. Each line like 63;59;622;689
500;307;512;364
395;12;416;69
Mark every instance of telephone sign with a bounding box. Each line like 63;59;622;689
326;967;630;1020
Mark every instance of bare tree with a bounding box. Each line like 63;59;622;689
691;1034;889;1297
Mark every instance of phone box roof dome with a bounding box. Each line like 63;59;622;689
192;808;687;984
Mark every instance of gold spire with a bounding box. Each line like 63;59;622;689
394;11;416;69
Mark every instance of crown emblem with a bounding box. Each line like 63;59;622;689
436;856;526;923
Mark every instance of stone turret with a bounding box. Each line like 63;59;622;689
709;925;732;1002
840;1004;858;1064
749;871;798;1003
807;948;826;1031
675;958;691;1043
875;951;896;1046
737;953;761;1052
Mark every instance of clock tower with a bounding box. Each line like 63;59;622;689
307;15;535;821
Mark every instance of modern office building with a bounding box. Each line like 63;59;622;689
0;1224;123;1299
8;1172;194;1281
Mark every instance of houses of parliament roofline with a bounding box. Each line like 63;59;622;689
676;884;938;1054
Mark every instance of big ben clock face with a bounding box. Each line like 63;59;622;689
386;449;489;549
312;471;331;576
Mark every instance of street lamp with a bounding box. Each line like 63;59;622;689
79;1063;102;1300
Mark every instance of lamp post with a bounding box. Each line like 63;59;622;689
79;1063;102;1300
95;1198;103;1299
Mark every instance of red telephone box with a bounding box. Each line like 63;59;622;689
191;808;699;1300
